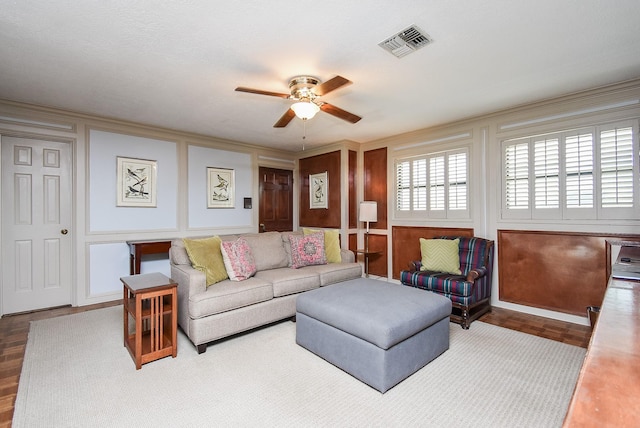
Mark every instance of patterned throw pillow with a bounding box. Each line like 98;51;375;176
303;228;341;263
183;236;228;286
289;232;327;269
220;238;257;281
420;238;462;275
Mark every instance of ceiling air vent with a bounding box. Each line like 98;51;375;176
379;25;432;58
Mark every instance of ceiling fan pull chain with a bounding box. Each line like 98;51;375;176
302;118;307;150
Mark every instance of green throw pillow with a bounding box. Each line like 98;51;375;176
420;238;461;275
183;236;228;286
303;228;341;263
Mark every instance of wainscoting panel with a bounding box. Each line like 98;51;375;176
348;150;357;229
391;226;474;279
298;151;341;229
497;230;640;316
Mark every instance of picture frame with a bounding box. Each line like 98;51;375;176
309;171;328;209
207;167;235;208
116;156;157;207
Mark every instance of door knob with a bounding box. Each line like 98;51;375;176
61;229;68;235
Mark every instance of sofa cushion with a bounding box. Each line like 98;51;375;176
188;277;273;318
242;232;289;271
183;236;228;286
289;232;327;268
303;228;341;263
254;268;320;297
299;262;363;286
221;238;257;281
420;238;461;275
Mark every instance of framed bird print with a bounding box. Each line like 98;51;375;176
207;167;235;208
309;171;328;209
116;156;157;207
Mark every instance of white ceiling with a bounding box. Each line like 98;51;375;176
1;1;639;152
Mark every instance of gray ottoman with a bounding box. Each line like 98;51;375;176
296;278;452;393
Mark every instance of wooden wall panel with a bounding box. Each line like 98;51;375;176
348;233;357;253
391;226;474;279
348;150;357;229
299;151;341;229
498;230;640;316
366;234;388;277
363;147;387;230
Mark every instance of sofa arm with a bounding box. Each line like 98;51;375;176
408;261;422;272
466;266;487;282
171;263;206;297
340;249;355;263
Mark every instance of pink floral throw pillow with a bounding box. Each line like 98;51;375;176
288;232;327;269
220;238;257;281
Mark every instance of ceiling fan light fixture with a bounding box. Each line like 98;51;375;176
291;101;320;120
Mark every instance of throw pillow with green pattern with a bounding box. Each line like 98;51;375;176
419;238;461;275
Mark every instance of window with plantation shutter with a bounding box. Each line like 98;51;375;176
394;148;469;219
501;119;638;221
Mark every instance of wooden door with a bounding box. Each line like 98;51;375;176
1;136;73;314
259;167;293;232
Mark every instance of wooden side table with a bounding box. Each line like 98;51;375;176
121;272;177;369
126;240;173;275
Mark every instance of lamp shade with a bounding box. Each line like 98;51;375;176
359;201;378;223
291;101;320;120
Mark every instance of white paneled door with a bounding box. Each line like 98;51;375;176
1;136;72;314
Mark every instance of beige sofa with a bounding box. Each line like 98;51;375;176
169;231;362;353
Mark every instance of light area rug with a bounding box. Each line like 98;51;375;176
14;306;585;428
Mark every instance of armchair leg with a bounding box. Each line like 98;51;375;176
461;307;470;329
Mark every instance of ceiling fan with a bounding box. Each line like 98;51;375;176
235;75;362;128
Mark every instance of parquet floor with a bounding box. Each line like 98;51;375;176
0;303;591;427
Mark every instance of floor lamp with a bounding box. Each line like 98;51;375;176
359;201;378;252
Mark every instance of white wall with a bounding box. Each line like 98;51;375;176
89;130;178;232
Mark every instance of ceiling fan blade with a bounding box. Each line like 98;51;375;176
314;76;352;96
274;108;296;128
235;87;290;99
320;103;362;124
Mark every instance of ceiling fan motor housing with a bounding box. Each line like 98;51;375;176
289;76;320;101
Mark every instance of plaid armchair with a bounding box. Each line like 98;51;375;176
400;236;494;329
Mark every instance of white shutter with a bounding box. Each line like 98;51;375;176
429;156;445;212
532;136;560;219
395;160;410;211
534;137;559;209
600;126;633;208
565;132;594;209
598;122;637;219
448;152;467;210
504;142;529;211
412;158;427;210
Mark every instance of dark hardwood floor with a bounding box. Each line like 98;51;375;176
0;303;591;427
